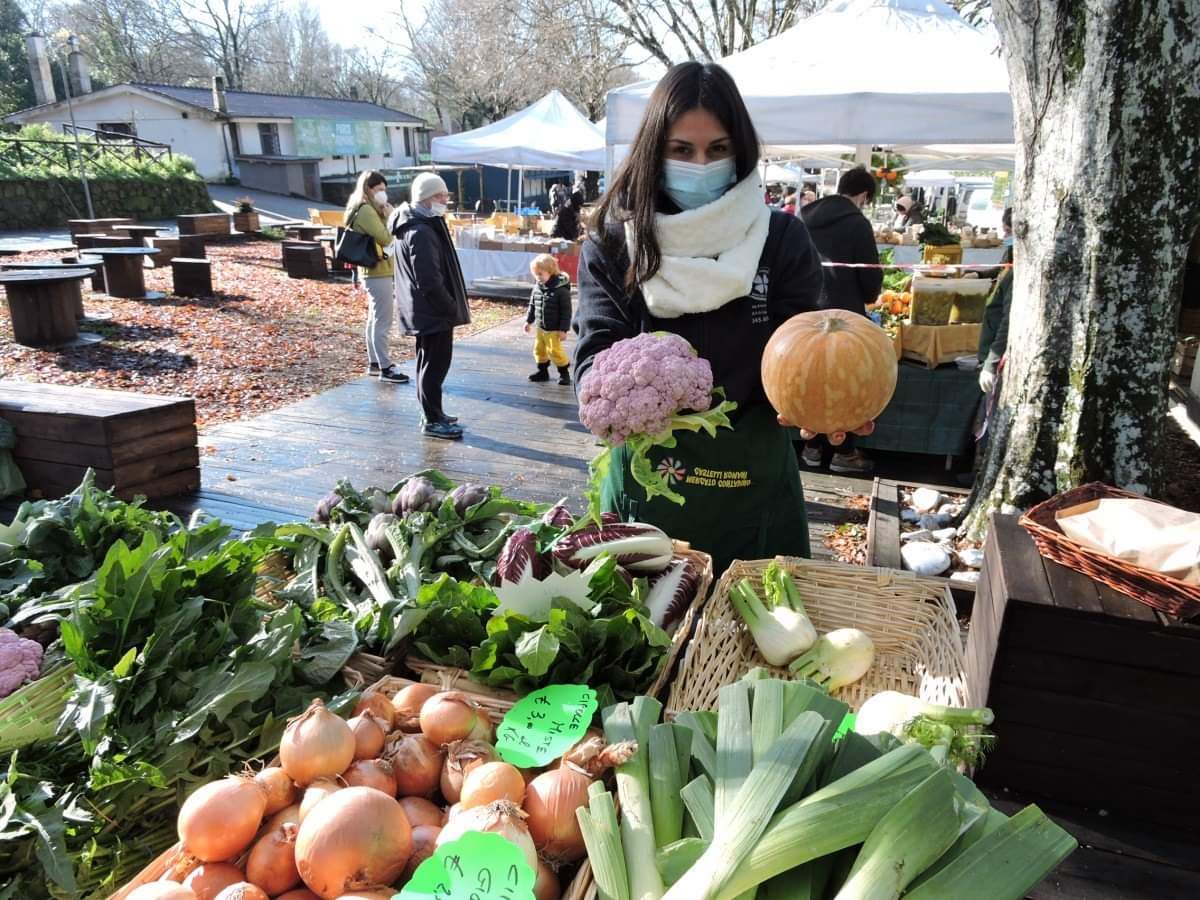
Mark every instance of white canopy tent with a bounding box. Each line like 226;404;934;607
605;0;1013;168
432;91;605;209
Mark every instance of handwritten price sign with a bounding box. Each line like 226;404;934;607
495;684;598;768
396;831;535;900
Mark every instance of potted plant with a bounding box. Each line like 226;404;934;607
233;196;260;233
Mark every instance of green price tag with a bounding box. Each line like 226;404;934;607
495;684;598;768
833;712;856;742
395;831;535;900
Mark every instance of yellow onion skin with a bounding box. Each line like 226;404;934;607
385;732;444;798
177;777;268;863
342;759;397;797
347;713;388;761
439;739;496;804
276;890;321;900
280;699;356;786
213;884;269;900
522;767;590;864
255;767;299;816
352;691;397;731
419;692;483;746
402;824;442;880
299;778;343;823
183;862;244;900
460;761;526;809
392;684;439;732
295;787;413;899
399;796;445;829
535;859;562;900
127;885;198;900
265;802;302;833
245;823;302;896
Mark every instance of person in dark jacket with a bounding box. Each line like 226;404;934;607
525;254;573;385
893;194;926;228
573;62;829;575
551;195;581;240
797;165;883;474
389;172;472;440
978;265;1013;395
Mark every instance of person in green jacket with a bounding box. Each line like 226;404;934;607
345;170;409;383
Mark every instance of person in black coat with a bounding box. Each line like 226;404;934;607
525;254;573;384
797;165;882;474
389;172;471;440
551;195;582;241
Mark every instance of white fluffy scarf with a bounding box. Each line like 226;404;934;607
626;173;770;319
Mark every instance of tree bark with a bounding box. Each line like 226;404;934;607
965;0;1200;536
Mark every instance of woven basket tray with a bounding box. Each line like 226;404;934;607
1019;482;1200;619
110;674;595;900
666;556;971;714
396;542;715;702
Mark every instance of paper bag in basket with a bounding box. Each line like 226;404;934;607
1055;498;1200;584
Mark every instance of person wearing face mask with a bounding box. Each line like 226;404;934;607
388;172;472;440
573;62;827;575
797;165;882;474
345;170;408;383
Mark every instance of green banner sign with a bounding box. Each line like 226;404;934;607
294;118;389;156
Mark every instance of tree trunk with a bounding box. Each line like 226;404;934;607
965;1;1200;537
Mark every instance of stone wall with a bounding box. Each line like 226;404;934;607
0;177;216;228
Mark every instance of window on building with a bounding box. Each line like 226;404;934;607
98;122;135;140
257;123;281;156
403;128;411;156
417;130;431;154
228;123;241;156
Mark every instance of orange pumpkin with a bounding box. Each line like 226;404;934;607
890;300;904;315
761;309;899;435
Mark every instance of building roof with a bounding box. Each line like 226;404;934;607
134;83;425;124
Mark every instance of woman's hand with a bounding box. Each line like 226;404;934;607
776;415;876;445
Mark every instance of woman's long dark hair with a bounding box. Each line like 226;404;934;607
593;62;761;290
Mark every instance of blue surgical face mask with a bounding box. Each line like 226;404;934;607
662;158;737;210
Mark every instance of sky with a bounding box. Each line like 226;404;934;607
317;0;421;49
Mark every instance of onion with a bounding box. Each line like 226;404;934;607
299;778;342;822
127;886;198;900
245;823;301;896
183;863;244;900
392;683;439;732
255;766;299;815
384;732;443;798
213;885;269;900
346;713;387;760
280;699;356;786
460;762;525;809
399;796;445;829
266;802;302;832
178;776;268;862
332;893;395;900
295;787;412;898
342;759;397;796
439;739;497;804
468;714;495;743
436;799;536;873
419;692;485;746
535;859;561;900
352;690;397;731
522;766;589;863
276;891;320;900
402;824;441;880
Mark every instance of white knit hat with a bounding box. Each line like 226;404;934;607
412;172;449;203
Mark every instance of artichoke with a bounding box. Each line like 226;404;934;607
448;483;489;517
313;491;341;523
365;513;400;563
393;476;442;516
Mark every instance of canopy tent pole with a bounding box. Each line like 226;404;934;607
506;165;512;211
518;167;524;211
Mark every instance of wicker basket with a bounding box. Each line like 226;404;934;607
666;556;971;714
110;674;596;900
403;543;715;702
1019;482;1200;619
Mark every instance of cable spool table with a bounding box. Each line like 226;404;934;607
87;247;162;300
0;268;97;346
112;225;164;248
0;258;103;320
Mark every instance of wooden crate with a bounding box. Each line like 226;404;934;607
177;213;231;236
281;241;328;279
867;478;977;615
965;514;1200;837
0;382;199;500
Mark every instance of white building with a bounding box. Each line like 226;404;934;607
4;74;430;200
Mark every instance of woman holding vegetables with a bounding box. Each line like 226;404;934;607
574;62;870;575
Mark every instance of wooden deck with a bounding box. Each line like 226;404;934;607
170;316;874;544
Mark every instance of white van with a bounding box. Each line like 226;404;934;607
962;185;1005;232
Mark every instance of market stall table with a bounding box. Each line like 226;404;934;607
856;360;980;460
87;247;162;300
0;268;95;346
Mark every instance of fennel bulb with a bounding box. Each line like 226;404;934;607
729;564;816;667
788;628;876;689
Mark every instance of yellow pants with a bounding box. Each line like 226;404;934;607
533;329;569;367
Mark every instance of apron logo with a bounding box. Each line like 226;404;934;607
657;457;687;485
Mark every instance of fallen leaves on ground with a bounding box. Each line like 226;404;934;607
824;522;867;565
0;240;522;429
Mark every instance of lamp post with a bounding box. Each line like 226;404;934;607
58;34;94;218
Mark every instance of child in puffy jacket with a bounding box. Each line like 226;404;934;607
525;254;573;385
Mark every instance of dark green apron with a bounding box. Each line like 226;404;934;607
601;403;811;578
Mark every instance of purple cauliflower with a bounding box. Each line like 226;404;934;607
579;332;715;445
0;628;43;698
578;333;737;518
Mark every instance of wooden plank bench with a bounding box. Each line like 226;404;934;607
177;213;231;237
966;514;1200;839
0;382;199;500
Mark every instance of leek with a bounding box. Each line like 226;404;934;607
649;724;685;847
714;682;753;822
657;838;706;886
902;805;1078;900
832;768;964;900
579;781;631;900
680;776;715;841
676;711;717;779
603;700;665;900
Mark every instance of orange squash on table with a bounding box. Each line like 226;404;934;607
761;309;898;435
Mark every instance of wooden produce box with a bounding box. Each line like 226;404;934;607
867;478;976;616
281;241;327;279
965;515;1200;837
0;382;199;500
177;213;231;236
